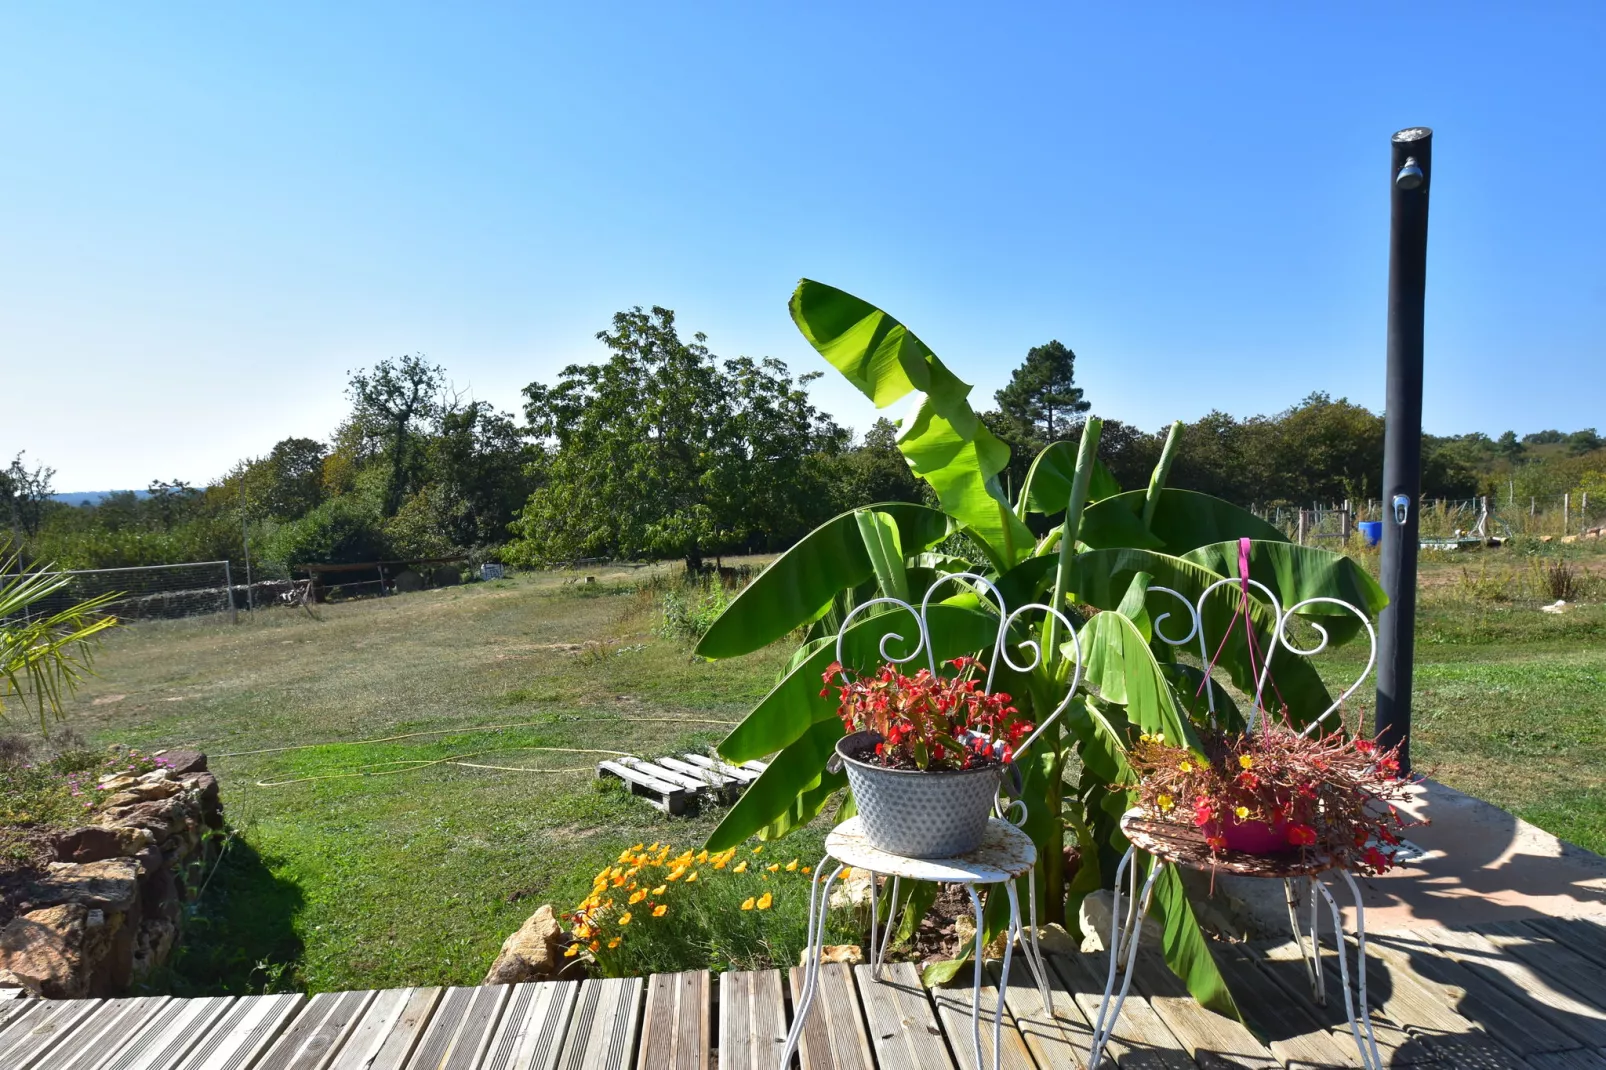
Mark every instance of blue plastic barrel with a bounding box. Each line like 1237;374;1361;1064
1358;521;1383;547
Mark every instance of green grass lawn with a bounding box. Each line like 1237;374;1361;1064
24;553;1606;995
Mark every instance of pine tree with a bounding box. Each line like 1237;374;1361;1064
994;340;1091;444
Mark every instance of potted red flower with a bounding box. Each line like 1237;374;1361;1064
823;657;1034;858
1127;716;1414;874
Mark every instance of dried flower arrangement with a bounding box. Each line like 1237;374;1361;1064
822;657;1034;771
1127;714;1416;874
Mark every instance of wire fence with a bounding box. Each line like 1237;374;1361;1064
1253;493;1601;545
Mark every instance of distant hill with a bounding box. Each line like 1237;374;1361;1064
49;490;152;506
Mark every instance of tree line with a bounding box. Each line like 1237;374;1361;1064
4;305;1601;574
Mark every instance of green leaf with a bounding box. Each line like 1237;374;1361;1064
1081;490;1287;555
1078;611;1197;750
717;603;1006;764
1020;442;1123;516
789;280;1033;568
696;502;950;659
855;509;908;602
895;879;939;945
1151;865;1242;1018
759;766;848;841
1114;571;1153;642
707;718;844;852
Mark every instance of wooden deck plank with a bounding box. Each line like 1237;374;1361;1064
1215;946;1360;1069
405;984;509;1070
983;957;1091;1070
636;970;708;1070
0;995;104;1069
1411;927;1606;1048
174;993;305;1070
254;990;376;1070
717;970;786;1070
1473;923;1606;1014
1252;941;1424;1065
852;962;955;1070
1367;930;1583;1057
786;964;874;1070
327;988;443;1070
49;996;171;1070
1128;951;1280;1070
479;981;578;1070
1526;1050;1606;1070
557;977;642;1070
1051;951;1195;1070
1522;919;1606;972
0;992;31;1035
930;966;1036;1070
95;995;236;1070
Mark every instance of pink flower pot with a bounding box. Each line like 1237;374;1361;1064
1208;817;1290;854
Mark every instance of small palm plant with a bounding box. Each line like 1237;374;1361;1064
1;541;119;732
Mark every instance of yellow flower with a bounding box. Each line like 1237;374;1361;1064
756;892;773;910
1154;731;1165;743
685;871;699;882
588;939;600;952
766;863;780;873
653;904;668;917
632;843;645;851
713;858;728;870
650;885;667;896
608;937;621;949
696;850;709;863
618;912;632;925
564;945;579;957
1139;732;1153;744
741;897;756;910
785;859;799;871
751;846;763;854
629;890;646;905
1178;761;1194;773
802;866;812;875
1239;755;1254;770
733;861;748;874
1235;806;1250;820
667;866;687;882
1157;794;1175;812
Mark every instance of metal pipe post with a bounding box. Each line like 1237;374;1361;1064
1376;126;1432;775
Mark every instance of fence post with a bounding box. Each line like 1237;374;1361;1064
223;561;238;625
1296;510;1307;546
1564;493;1570;534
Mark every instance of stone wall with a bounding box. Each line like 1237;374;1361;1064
0;749;223;998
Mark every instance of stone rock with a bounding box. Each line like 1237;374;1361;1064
483;905;565;985
0;902;125;999
181;772;221;818
99;798;185;840
27;859;141;914
800;944;863;967
102;779;182;809
1078;889;1163;954
54;826;154;864
155;749;208;775
96;775;139;793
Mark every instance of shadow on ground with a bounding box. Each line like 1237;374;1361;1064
147;835;306;995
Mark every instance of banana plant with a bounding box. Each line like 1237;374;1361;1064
697;281;1384;1014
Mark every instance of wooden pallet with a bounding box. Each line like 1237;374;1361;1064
596;755;767;814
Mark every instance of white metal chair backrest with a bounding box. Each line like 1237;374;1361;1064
831;572;1085;826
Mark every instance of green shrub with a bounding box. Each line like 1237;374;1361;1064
656;576;733;642
261;496;390;569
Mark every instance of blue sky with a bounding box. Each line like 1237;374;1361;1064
3;2;1602;489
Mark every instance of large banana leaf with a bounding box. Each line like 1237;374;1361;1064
709;718;844;851
696;502;950;659
1019;443;1123;517
790;280;1033;568
1081;489;1286;554
1079;610;1199;751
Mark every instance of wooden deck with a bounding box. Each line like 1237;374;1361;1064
3;918;1606;1069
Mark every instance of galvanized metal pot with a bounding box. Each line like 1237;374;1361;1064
836;730;1004;858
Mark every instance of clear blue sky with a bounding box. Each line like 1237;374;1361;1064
3;2;1602;490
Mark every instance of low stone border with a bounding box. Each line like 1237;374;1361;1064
0;748;224;998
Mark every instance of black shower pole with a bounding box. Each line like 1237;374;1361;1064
1376;126;1432;776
